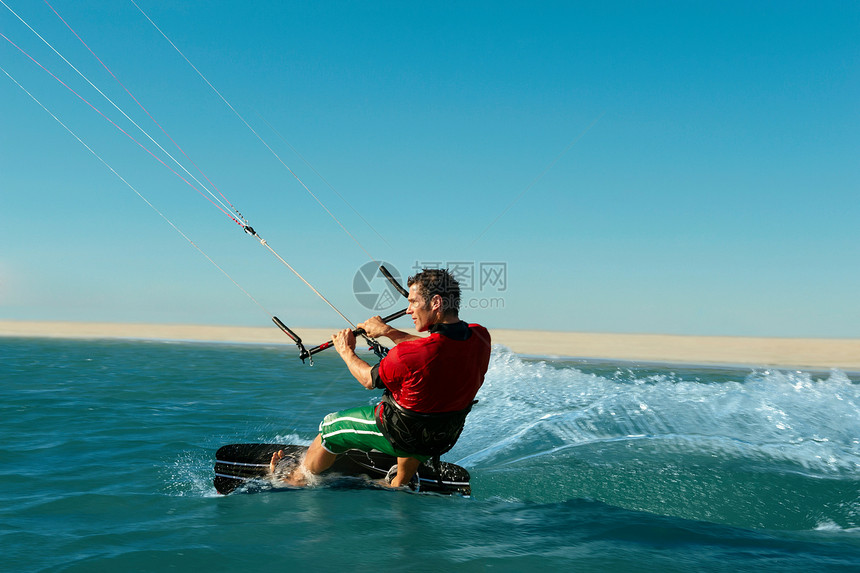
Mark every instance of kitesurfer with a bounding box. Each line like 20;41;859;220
270;268;491;488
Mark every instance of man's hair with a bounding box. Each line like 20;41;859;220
408;268;460;316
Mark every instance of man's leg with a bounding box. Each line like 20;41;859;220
303;434;338;473
389;456;421;487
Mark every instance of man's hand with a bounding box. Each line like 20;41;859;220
357;316;391;339
332;328;374;389
331;328;356;357
358;315;420;345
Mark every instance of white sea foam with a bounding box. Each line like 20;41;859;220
455;348;860;476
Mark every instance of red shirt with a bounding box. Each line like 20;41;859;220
376;322;491;413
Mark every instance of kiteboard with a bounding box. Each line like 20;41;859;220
214;443;471;496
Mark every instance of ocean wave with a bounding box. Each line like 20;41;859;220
451;347;860;530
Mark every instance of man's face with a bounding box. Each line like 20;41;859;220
407;284;436;332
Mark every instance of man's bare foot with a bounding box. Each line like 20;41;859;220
269;449;308;487
269;450;285;474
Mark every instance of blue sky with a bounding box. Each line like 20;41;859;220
2;1;858;338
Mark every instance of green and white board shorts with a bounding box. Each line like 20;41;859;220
318;405;430;462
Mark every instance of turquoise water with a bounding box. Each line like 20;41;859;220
2;337;858;572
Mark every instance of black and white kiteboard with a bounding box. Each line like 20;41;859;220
214;443;471;496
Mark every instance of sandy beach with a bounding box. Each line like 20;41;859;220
1;320;858;371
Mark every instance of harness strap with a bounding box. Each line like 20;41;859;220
376;393;477;457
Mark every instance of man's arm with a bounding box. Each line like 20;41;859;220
358;316;420;345
332;329;374;389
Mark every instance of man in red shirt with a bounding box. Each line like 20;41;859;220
271;268;491;488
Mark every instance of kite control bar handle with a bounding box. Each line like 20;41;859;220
299;308;407;361
379;265;409;298
272;316;309;355
299;263;410;360
273;264;409;363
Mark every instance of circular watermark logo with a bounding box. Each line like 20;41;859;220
353;261;403;311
